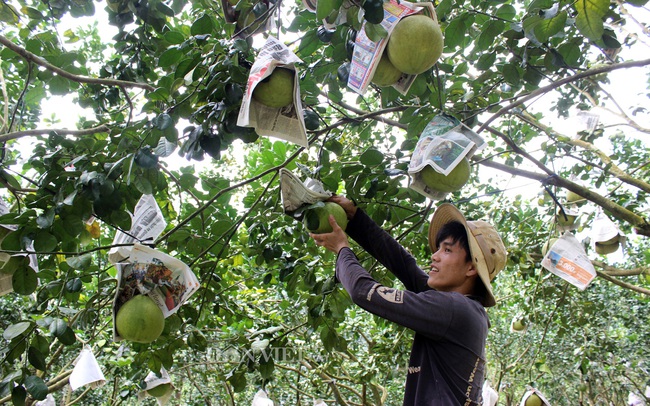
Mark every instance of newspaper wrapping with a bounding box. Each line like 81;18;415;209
109;195;199;341
237;36;308;147
408;114;486;200
279;168;332;217
348;0;436;95
541;232;596;290
112;243;200;342
108;193;167;264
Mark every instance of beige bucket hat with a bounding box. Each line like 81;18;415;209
428;203;507;307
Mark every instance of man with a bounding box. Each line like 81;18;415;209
310;196;507;405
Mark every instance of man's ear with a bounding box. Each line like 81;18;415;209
465;263;478;278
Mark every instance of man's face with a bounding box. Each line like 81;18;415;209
427;237;474;291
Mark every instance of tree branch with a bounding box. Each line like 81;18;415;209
0;125;111;142
475;157;650;237
596;270;650;296
0;35;155;92
477;58;650;133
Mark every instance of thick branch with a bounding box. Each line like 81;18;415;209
0;35;155;92
0;125;110;142
596;270;650;296
592;260;648;277
517;111;650;194
478;58;650;132
475;158;650;236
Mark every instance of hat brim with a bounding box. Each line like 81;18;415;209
428;203;496;307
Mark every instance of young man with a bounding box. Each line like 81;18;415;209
310;196;507;405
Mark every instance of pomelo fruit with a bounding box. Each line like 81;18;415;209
252;67;294;108
371;52;403;87
420;158;470;193
116;295;165;343
303;202;348;234
567;190;584;205
147;383;173;398
597;233;620;245
525;393;543;406
556;212;577;227
386;14;444;75
595;241;620;255
512;318;526;331
541;238;558;256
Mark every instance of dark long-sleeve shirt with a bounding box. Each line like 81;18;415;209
336;209;487;405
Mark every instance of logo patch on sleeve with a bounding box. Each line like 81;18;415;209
376;286;404;303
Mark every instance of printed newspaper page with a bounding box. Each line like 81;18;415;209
112;244;200;341
108;194;167;264
280;168;332;216
408;114;486;200
541;232;596;290
347;0;425;95
237;36;308;147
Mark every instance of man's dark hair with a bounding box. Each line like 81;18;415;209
435;220;471;263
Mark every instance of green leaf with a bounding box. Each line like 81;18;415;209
0;2;19;24
49;318;68;336
524;11;567;42
360;149;384;166
259;356;274;379
11;385;26;406
56;327;76;345
444;14;470;49
158;48;183;68
496;4;516;20
191;14;213;36
476;20;505;51
364;23;388;43
12;266;37;295
66;253;92;270
24;376;48;400
28;346;47;371
3;321;32;340
316;0;342;21
34;231;57;252
574;0;608;41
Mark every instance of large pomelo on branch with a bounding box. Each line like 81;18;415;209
420;158;470;193
116;295;165;344
253;67;295;108
303;202;348;234
371;52;403;87
386;14;443;75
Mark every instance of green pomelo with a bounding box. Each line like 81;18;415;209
420;158;470;193
116;295;165;344
371;53;403;87
567;190;584;204
541;238;558;256
303;202;348;234
595;241;620;255
525;393;543;406
386;14;444;75
512;318;526;331
147;383;173;398
557;212;577;227
252;67;294;108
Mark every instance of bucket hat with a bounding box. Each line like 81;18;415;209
428;203;507;307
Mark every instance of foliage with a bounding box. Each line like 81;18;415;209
0;0;649;404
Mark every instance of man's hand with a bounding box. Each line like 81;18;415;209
328;195;357;219
310;215;350;254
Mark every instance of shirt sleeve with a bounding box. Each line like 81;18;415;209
336;247;454;339
345;209;429;293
